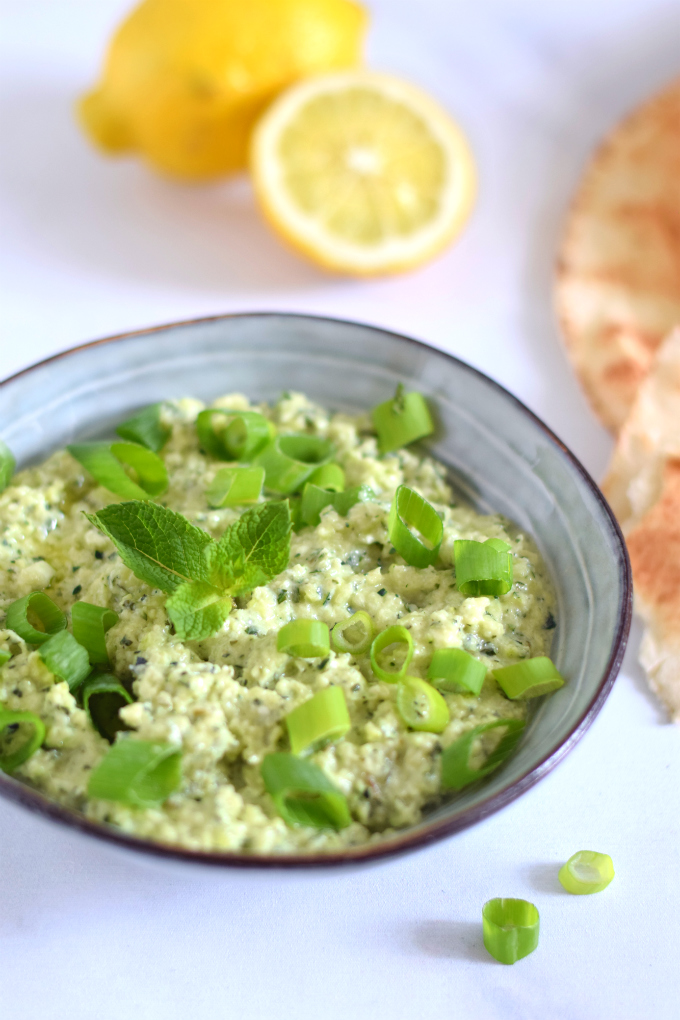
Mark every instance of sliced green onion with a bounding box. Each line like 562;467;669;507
558;851;615;895
255;434;335;495
197;409;272;461
454;538;513;596
277;619;330;658
286;686;351;755
116;402;170;452
68;442;168;499
482;898;539;965
0;709;45;773
80;672;133;743
205;465;265;508
388;485;443;568
299;482;373;527
396;676;450;732
370;625;414;682
5;591;67;645
0;438;15;493
308;463;345;492
372;385;434;455
441;719;525;791
39;631;91;691
0;649;11;667
493;657;565;699
261;752;351;830
331;611;373;655
71;602;119;664
88;738;182;807
427;647;487;695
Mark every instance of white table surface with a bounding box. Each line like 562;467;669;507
2;2;679;1017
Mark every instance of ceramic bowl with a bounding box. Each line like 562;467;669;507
0;313;631;868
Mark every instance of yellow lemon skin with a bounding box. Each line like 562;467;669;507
78;0;367;180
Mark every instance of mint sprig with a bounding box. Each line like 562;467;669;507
86;500;291;641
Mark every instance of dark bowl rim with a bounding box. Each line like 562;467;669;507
0;311;633;870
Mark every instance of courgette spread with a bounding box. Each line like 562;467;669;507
0;391;557;853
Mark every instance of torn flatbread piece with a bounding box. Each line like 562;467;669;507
556;78;680;433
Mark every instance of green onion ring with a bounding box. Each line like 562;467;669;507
39;631;91;692
5;591;67;645
68;442;168;500
0;649;11;667
277;619;330;658
0;438;15;493
307;463;345;492
299;482;373;528
370;625;414;682
255;434;335;495
331;612;373;655
371;386;434;455
0;708;46;773
205;465;265;508
454;538;513;597
116;402;170;452
261;752;351;830
482;898;539;964
427;647;487;695
285;686;351;755
388;485;443;568
396;676;450;732
71;602;119;664
87;738;182;807
440;718;525;791
493;656;564;699
558;851;615;895
80;672;133;743
197;409;273;461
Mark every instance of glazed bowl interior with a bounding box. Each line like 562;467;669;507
0;313;631;867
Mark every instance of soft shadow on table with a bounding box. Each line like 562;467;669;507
410;919;489;963
0;81;322;294
515;4;680;476
524;862;563;897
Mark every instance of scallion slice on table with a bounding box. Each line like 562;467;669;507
0;438;15;493
39;631;91;691
307;462;345;492
493;657;564;699
388;485;443;568
427;647;487;695
205;465;265;508
88;739;182;807
482;898;539;964
558;851;615;895
454;538;513;596
372;385;434;455
331;611;373;655
396;676;450;732
5;591;66;645
68;442;168;499
370;625;414;682
255;434;335;494
71;602;119;664
277;620;330;658
0;709;46;773
80;673;133;743
261;752;351;830
440;718;525;791
116;403;170;453
286;686;351;755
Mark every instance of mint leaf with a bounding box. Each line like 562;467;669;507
85;501;213;593
208;501;291;596
166;581;233;641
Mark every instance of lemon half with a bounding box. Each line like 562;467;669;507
250;71;476;275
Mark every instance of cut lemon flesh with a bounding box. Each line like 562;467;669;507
250;71;476;274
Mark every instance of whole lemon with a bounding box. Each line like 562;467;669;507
79;0;367;180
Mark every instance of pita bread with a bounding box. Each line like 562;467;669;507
556;78;680;433
602;329;680;721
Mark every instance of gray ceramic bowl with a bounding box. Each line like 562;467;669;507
0;313;631;868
